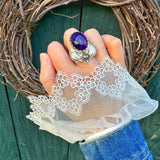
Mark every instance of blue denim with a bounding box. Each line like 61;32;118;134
79;121;153;160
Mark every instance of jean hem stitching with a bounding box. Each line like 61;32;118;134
131;144;148;160
142;152;150;160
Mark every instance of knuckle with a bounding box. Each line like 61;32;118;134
47;41;59;51
111;38;122;47
64;28;78;38
84;28;99;35
65;27;77;33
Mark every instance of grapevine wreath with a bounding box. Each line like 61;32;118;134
0;0;160;97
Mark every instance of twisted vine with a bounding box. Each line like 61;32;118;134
0;0;160;97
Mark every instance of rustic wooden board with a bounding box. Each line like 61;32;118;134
80;0;121;38
139;57;160;160
0;76;20;160
4;2;82;160
139;1;160;159
0;0;160;160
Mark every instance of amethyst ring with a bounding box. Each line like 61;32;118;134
69;32;96;63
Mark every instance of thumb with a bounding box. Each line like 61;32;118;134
39;53;56;94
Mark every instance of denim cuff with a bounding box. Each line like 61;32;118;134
79;121;153;160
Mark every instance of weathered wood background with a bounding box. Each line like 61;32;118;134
0;0;160;159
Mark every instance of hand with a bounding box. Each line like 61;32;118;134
27;28;157;143
40;28;125;94
39;28;125;121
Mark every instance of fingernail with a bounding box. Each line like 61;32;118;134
40;53;48;65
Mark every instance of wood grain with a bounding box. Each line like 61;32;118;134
139;57;160;160
0;0;160;159
4;2;82;160
0;76;20;160
139;1;160;159
80;0;121;38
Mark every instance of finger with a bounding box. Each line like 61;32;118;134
47;41;85;75
39;53;56;94
63;28;98;73
102;35;125;68
84;28;109;62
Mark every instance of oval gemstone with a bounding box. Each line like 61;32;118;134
70;32;88;50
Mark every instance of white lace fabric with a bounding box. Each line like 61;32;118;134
27;56;158;143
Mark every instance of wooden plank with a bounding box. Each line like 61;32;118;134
139;57;160;160
80;0;122;38
0;76;20;160
5;2;81;160
68;1;122;159
31;1;82;69
139;1;160;159
1;0;160;160
78;1;160;160
68;143;85;160
5;87;69;160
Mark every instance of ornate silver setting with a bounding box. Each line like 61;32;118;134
69;42;96;63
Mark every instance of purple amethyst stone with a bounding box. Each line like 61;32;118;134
70;32;88;50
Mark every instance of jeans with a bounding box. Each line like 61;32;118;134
79;121;153;160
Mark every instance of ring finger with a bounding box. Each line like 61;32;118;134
64;28;103;74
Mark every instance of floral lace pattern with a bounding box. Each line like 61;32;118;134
28;56;139;117
27;55;158;143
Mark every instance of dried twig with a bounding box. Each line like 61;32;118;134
0;0;160;97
